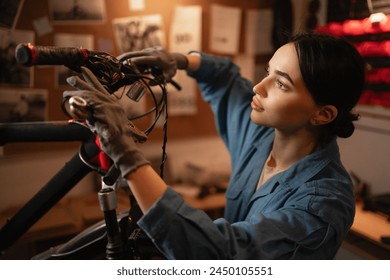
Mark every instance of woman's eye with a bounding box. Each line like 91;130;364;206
276;80;287;90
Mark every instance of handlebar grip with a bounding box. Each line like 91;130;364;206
15;43;89;67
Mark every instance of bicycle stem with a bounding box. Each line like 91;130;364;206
98;187;125;259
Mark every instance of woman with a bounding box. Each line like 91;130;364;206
64;33;366;259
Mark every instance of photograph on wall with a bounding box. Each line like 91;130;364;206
54;33;94;88
112;14;165;53
0;0;24;29
49;0;106;24
0;29;34;87
0;88;48;123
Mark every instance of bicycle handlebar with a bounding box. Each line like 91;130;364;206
0;121;92;146
15;43;151;95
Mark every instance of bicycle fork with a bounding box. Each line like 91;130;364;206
98;181;125;260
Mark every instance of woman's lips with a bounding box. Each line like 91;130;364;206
251;96;264;112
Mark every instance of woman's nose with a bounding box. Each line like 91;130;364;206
253;82;267;98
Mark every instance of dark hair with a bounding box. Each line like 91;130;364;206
290;32;365;143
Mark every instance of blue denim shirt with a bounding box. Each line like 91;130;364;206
138;53;355;259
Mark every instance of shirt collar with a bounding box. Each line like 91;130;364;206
278;138;339;189
252;137;339;197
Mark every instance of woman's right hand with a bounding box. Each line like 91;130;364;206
126;47;189;82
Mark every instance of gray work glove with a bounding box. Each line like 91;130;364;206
127;47;188;83
63;66;150;177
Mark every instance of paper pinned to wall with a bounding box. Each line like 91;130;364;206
129;0;145;11
167;70;198;116
209;4;242;54
169;5;202;53
234;54;256;83
245;9;273;55
234;54;269;85
168;5;202;116
32;16;53;36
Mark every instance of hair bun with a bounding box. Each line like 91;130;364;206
334;113;359;138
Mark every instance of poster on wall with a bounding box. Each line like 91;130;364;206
54;33;94;88
169;5;202;53
112;14;165;53
209;4;242;54
245;9;273;55
0;29;34;87
0;88;48;123
0;0;24;29
49;0;106;24
167;5;203;116
166;71;198;116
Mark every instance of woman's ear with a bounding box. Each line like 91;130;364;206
311;105;338;125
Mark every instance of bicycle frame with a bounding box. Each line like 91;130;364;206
0;45;169;259
0;121;97;252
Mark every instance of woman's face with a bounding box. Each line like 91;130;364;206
251;43;319;133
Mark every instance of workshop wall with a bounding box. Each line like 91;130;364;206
0;0;278;211
1;0;276;156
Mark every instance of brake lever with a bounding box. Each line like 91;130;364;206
127;120;147;143
170;79;181;91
